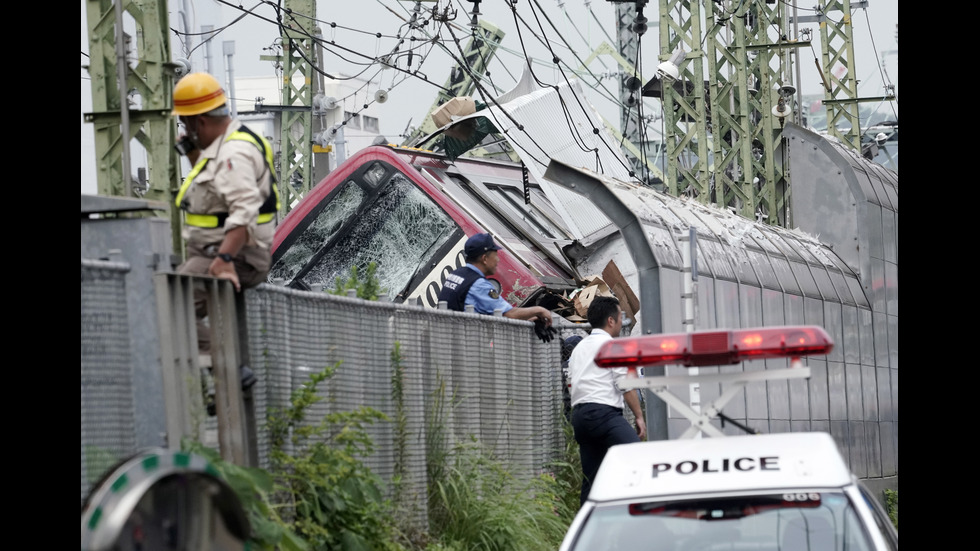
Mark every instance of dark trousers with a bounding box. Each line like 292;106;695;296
177;252;267;354
571;402;641;506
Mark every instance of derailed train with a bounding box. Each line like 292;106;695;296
269;72;897;491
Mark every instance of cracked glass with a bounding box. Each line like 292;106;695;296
269;180;366;282
296;172;457;296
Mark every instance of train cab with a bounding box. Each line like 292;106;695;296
270;144;581;309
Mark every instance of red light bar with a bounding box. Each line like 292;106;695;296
594;325;834;368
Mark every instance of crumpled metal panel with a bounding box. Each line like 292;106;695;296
443;79;880;313
447;65;634;240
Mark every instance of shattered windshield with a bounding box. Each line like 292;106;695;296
269;180;366;283
569;492;876;551
291;172;457;296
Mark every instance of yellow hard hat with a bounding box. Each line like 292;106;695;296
172;72;227;116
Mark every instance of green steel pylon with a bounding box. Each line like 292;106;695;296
83;0;183;252
702;0;798;224
268;0;316;217
657;0;711;202
651;0;807;226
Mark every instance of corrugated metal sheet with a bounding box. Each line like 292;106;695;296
563;173;867;310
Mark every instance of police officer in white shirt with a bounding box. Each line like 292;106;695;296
568;295;646;506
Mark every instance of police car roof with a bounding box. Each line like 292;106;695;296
588;432;853;503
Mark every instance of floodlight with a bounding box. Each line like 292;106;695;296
657;48;686;82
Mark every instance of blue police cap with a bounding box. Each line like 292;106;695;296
465;233;502;258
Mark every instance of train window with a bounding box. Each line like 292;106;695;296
293;172;458;296
269;180;366;282
485;184;566;240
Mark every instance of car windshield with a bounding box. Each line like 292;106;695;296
569;492;876;551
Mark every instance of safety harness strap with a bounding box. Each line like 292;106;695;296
175;124;281;228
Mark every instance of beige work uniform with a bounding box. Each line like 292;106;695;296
176;119;277;353
177;119;276;287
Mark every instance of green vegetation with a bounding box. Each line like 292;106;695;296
425;438;573;551
183;441;308;550
548;418;584;518
884;489;898;529
187;343;581;550
422;373;576;551
330;262;385;301
186;361;397;551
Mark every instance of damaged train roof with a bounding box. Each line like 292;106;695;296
273;62;888;329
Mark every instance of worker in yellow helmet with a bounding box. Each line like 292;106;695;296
172;72;280;379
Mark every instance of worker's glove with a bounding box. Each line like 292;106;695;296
534;319;557;343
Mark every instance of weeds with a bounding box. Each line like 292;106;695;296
884;488;898;529
266;362;399;551
330;262;385;300
186;361;402;551
423;371;576;551
427;438;572;551
186;344;581;550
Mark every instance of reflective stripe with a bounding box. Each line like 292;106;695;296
184;211;275;228
185;212;220;228
173;88;225;109
175;125;281;228
174;159;207;211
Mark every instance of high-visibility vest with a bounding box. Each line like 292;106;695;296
175;124;281;228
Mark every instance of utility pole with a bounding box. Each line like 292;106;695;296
639;0;892;227
614;1;661;187
653;0;711;207
637;0;798;226
262;0;317;217
699;0;798;225
83;0;183;252
796;1;895;151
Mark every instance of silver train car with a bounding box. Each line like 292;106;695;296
272;71;898;493
543;125;897;491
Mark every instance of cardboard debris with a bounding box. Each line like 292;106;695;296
432;96;476;128
573;276;614;318
568;260;641;324
602;260;640;325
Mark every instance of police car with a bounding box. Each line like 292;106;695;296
559;325;898;550
558;432;898;551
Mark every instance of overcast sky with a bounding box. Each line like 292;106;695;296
81;0;898;195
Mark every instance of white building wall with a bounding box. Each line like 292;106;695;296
233;75;386;163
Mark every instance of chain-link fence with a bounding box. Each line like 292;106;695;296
245;286;582;527
82;267;581;529
81;260;138;503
